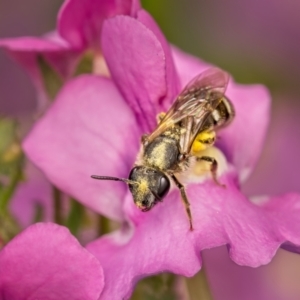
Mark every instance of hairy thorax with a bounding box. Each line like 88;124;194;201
142;127;182;172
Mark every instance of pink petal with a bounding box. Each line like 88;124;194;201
136;10;180;110
171;46;212;87
171;47;271;181
0;33;79;108
0;223;103;300
0;33;76;79
102;15;178;132
23;75;140;220
218;82;271;181
243;95;300;197
87;174;300;299
205;247;300;300
203;246;279;300
10;162;53;227
58;0;141;49
0;35;70;51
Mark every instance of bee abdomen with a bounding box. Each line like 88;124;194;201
205;96;234;130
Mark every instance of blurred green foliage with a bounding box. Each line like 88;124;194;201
73;52;94;76
38;55;63;100
0;118;23;245
0;118;23;211
131;273;177;300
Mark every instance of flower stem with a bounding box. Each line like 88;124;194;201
37;55;63;100
131;273;177;300
33;203;44;223
185;267;213;300
0;211;20;248
53;187;63;225
0;155;23;211
65;198;84;236
98;215;111;235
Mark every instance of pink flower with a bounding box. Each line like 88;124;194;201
0;0;141;228
0;0;141;106
0;223;104;299
22;10;300;300
203;246;298;300
9;161;53;228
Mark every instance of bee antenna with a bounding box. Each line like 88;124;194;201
91;175;138;185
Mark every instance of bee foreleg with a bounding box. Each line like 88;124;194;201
156;112;166;124
141;134;149;145
196;156;225;188
182;116;193;154
170;174;193;231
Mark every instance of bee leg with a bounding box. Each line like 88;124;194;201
182;116;193;154
141;134;149;145
191;130;216;154
156;112;166;124
170;174;194;231
197;156;226;188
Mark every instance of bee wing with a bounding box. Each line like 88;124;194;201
147;68;230;148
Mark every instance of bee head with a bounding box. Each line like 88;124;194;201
128;166;170;212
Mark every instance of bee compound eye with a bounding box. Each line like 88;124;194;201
157;175;170;200
128;167;137;181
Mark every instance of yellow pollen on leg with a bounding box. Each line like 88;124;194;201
191;130;216;154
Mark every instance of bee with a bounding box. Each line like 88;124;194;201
92;68;234;230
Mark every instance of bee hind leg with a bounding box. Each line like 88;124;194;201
196;156;225;188
170;174;193;231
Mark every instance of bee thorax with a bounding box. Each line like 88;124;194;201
143;135;179;171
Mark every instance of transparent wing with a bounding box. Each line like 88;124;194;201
147;68;230;150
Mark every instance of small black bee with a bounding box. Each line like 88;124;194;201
92;68;234;230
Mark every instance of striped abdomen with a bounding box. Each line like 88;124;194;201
203;96;235;131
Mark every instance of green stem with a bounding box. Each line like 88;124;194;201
0;211;20;247
53;187;63;225
37;55;63;100
131;273;177;300
0;156;23;211
98;215;111;235
185;267;213;300
33;203;44;223
65;198;84;236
